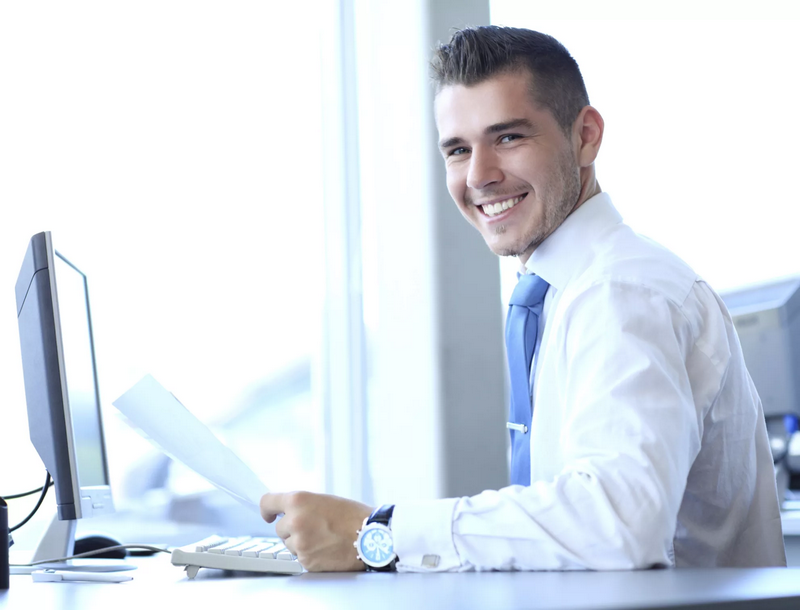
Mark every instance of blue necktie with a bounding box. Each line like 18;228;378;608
506;273;549;486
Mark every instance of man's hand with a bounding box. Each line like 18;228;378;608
260;491;373;572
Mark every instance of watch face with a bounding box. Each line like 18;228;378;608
358;525;394;567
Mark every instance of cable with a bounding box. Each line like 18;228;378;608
3;472;172;565
2;478;54;500
9;472;51;533
9;544;172;567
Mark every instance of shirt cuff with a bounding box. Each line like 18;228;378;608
392;497;463;572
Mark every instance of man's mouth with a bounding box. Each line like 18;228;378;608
479;194;526;217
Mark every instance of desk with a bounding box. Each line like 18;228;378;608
2;557;800;610
781;509;800;566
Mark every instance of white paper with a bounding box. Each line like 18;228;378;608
112;374;268;512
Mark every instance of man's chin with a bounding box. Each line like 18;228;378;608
489;245;526;258
484;235;538;259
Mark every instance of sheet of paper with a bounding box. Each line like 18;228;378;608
112;374;268;512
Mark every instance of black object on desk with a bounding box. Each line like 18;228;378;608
73;535;127;560
1;497;9;590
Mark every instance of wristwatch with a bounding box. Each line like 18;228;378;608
354;504;397;571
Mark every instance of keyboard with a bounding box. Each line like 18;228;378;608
171;535;304;578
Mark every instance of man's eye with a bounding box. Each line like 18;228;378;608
448;147;469;157
500;134;521;144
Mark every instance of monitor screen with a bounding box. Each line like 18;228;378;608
722;277;800;418
15;232;114;521
53;252;108;488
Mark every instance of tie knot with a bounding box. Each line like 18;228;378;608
509;273;549;308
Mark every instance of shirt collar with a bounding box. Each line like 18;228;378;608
524;192;623;291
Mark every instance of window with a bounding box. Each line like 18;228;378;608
0;2;328;543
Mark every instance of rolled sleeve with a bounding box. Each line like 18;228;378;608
392;497;464;572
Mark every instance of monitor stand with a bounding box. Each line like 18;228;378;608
10;514;136;574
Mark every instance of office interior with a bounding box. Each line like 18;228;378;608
2;0;800;573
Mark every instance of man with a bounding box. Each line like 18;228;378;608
261;26;786;571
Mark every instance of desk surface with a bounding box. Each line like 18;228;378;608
2;558;800;610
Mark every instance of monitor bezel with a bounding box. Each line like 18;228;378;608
16;231;115;521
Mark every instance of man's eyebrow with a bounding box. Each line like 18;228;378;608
485;118;535;134
438;136;464;150
438;118;536;150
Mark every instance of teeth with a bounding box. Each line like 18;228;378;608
481;195;523;217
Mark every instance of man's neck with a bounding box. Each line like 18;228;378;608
572;165;601;215
517;170;602;267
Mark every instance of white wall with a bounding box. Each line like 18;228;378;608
0;1;328;542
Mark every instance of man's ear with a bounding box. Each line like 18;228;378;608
573;105;604;168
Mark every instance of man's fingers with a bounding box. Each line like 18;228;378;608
275;515;292;545
260;492;287;523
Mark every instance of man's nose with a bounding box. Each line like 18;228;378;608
466;148;503;190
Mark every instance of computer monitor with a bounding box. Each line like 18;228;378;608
14;231;125;570
721;276;800;418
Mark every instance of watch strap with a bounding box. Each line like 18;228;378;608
360;504;397;572
367;504;395;527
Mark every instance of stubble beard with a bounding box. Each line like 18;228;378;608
496;150;582;258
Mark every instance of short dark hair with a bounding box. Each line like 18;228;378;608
431;26;590;135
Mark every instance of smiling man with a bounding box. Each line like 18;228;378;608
261;26;786;572
435;77;595;261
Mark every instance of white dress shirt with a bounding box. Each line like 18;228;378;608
392;193;786;571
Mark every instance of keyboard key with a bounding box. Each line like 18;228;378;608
208;538;247;554
258;543;285;559
194;535;228;552
243;542;280;558
224;541;262;556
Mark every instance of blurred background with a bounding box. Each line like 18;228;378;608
1;0;799;549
